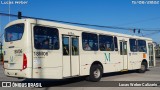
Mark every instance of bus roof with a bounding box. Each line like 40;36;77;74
5;18;152;41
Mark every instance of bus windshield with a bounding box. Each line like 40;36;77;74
5;23;24;42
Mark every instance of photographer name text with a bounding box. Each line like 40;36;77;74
1;0;28;5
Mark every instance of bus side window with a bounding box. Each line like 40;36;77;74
137;40;147;52
99;35;114;51
82;32;98;51
34;26;59;50
130;39;137;52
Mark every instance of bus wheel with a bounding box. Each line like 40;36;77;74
138;62;147;73
87;65;102;82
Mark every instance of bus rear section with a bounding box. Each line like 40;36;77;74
3;20;63;79
3;23;32;78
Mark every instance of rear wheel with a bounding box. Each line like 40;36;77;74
86;65;103;82
138;62;147;73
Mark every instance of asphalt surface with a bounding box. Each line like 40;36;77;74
0;58;160;90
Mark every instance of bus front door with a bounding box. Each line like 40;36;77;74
120;41;128;70
148;43;155;67
62;35;80;77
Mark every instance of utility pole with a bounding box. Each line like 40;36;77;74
0;15;1;34
8;0;11;22
0;42;2;61
0;17;1;58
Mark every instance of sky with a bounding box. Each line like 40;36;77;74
0;0;160;43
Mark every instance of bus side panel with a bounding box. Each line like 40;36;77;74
32;68;62;79
102;52;123;73
128;53;143;70
31;25;63;79
32;51;63;79
79;51;122;76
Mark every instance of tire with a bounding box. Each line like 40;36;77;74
137;62;147;73
86;64;103;82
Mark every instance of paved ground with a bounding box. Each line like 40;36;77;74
0;59;160;90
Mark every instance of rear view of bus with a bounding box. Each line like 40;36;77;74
3;19;32;78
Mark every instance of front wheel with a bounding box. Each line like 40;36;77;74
137;62;147;73
86;65;103;82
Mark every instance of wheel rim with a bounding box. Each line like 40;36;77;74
141;65;145;71
93;69;100;78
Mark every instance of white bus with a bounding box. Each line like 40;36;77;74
3;19;155;82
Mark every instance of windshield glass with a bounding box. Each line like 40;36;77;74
5;23;24;42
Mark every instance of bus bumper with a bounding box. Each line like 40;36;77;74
4;68;31;78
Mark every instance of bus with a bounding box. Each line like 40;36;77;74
3;19;155;82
